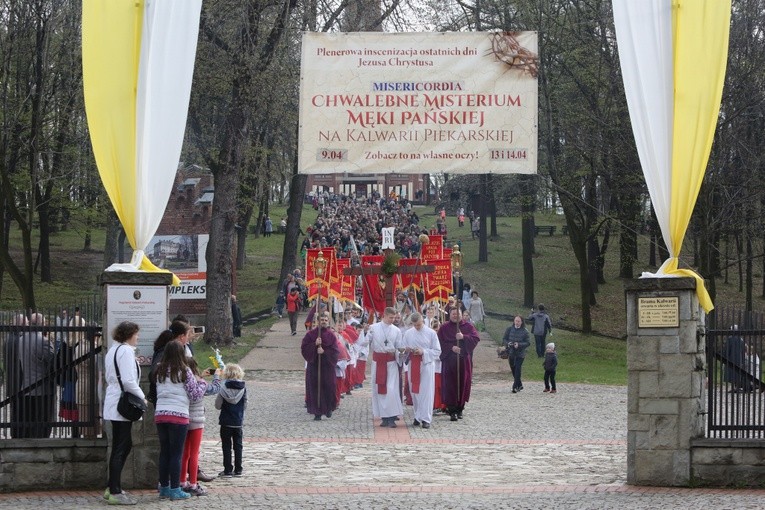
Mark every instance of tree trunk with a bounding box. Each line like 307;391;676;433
724;233;729;284
745;235;752;311
618;222;636;278
587;236;599;305
478;174;488;262
762;231;765;299
236;207;252;270
37;188;52;282
206;156;239;346
278;169;307;294
488;174;498;239
103;208;121;267
519;174;535;308
736;233;743;292
596;221;610;285
565;222;593;333
205;81;246;346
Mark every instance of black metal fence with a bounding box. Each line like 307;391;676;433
706;307;764;439
0;298;103;439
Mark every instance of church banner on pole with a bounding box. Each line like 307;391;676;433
299;31;538;175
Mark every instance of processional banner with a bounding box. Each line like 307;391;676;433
424;259;453;304
331;258;355;302
360;255;386;316
420;235;443;261
306;248;334;301
396;258;423;291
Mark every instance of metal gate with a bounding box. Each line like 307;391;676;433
705;307;764;438
0;299;103;439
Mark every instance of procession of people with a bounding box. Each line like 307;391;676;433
285;192;561;428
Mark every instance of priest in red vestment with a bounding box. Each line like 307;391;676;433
437;307;480;421
301;313;340;420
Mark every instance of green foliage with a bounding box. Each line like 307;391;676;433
380;252;401;277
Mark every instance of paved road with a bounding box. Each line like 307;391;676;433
2;316;764;509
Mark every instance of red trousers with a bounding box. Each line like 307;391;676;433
180;428;203;485
345;365;356;391
356;360;367;383
434;373;445;410
335;377;344;408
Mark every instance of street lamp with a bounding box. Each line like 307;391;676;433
313;250;327;408
314;250;327;322
450;244;463;303
314;250;327;278
450;244;463;274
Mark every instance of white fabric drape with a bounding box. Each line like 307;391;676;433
102;0;202;277
612;0;674;262
134;0;202;251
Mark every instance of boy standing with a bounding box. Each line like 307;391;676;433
543;343;558;394
215;364;247;477
275;291;286;318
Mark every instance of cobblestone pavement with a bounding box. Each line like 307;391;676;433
2;315;765;509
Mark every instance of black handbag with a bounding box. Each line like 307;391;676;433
114;344;147;421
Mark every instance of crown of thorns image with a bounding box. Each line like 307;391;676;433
488;32;539;78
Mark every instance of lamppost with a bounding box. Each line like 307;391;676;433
313;250;327;407
450;244;463;300
314;250;327;321
449;243;464;408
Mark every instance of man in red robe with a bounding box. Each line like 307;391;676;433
437;307;480;422
301;313;340;420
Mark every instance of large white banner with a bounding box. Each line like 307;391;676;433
299;32;538;175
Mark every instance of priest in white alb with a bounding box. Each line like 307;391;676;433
401;312;441;429
368;307;403;428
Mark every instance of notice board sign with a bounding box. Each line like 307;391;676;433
638;297;679;328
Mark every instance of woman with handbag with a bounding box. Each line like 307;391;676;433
103;321;145;505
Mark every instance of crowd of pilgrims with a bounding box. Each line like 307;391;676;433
300;190;426;260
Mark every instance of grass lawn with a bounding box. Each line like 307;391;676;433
2;202;762;387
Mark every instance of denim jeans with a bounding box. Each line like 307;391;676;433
157;422;188;488
108;420;133;494
220;426;243;473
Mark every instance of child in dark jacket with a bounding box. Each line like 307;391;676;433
215;364;247;477
543;343;558;394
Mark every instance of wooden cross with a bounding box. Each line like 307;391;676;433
343;249;435;308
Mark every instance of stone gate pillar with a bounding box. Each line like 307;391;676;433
625;277;706;486
100;271;173;489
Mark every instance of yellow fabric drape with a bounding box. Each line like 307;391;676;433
667;0;731;312
82;0;142;247
82;0;179;285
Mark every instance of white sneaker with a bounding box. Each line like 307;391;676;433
107;492;137;505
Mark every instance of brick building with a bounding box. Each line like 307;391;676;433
306;173;430;203
153;164;214;318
